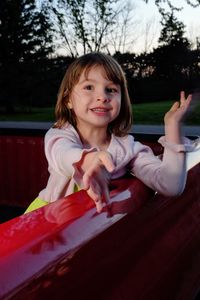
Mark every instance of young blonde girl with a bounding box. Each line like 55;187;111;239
25;52;193;214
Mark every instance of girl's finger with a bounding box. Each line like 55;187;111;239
87;187;100;202
86;186;103;213
180;92;192;108
95;201;104;213
83;172;92;190
83;157;113;190
186;94;192;104
102;183;110;205
169;101;179;111
98;152;115;172
180;94;192;112
180;91;186;106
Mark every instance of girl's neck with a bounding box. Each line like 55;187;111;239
77;126;111;150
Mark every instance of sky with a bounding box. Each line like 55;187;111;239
135;0;200;24
132;0;200;53
55;0;200;56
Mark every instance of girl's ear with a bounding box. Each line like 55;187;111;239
68;99;73;109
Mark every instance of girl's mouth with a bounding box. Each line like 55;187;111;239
91;107;110;113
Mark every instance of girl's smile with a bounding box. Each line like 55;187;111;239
90;106;111;115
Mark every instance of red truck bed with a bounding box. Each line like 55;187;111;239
0;128;200;300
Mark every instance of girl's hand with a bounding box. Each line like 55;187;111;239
164;91;192;126
82;151;115;213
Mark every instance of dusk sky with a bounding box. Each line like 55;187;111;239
55;0;200;55
135;0;200;24
129;0;200;53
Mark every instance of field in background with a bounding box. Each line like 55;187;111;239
133;101;200;125
0;107;55;122
0;101;199;125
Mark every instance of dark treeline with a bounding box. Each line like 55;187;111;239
1;49;200;112
0;0;200;113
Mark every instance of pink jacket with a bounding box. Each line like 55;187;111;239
38;123;194;203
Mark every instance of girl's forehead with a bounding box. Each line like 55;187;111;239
79;65;118;84
81;65;106;78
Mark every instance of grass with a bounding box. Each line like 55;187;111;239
0;107;55;122
0;101;200;125
133;101;200;125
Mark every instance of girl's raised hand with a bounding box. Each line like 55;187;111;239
82;151;115;213
164;91;192;125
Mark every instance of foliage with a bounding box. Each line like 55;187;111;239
0;0;54;112
51;0;125;55
152;12;190;79
144;0;200;15
158;12;189;47
0;0;200;114
0;0;54;64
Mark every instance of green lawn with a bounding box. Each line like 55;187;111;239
0;107;55;122
133;101;200;125
0;101;199;125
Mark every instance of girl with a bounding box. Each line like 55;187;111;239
25;52;193;214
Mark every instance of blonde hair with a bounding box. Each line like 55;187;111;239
54;52;132;136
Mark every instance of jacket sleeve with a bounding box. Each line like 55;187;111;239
130;136;195;197
44;126;96;179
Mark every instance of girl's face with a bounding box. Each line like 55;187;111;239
68;66;121;132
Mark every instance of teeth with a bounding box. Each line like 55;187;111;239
92;108;107;112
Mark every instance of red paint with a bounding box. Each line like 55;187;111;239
1;130;200;299
0;132;163;209
0;135;48;207
0;165;200;300
0;177;152;299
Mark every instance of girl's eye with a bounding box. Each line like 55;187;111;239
106;87;118;93
84;85;93;90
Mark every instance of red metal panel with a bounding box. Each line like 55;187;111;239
0;135;48;207
0;165;200;300
0;177;153;300
0;132;163;208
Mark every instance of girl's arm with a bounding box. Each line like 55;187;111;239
131;91;193;196
45;126;97;177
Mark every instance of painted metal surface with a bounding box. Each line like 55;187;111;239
0;164;200;300
0;176;153;299
0;135;48;207
1;129;200;299
0;131;162;209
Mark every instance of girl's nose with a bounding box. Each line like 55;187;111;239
97;91;111;103
97;97;110;103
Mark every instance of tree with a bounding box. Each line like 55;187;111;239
51;0;134;56
141;17;159;54
144;12;195;101
0;0;54;112
144;0;200;15
158;12;190;47
153;12;191;77
0;0;54;64
107;1;138;54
